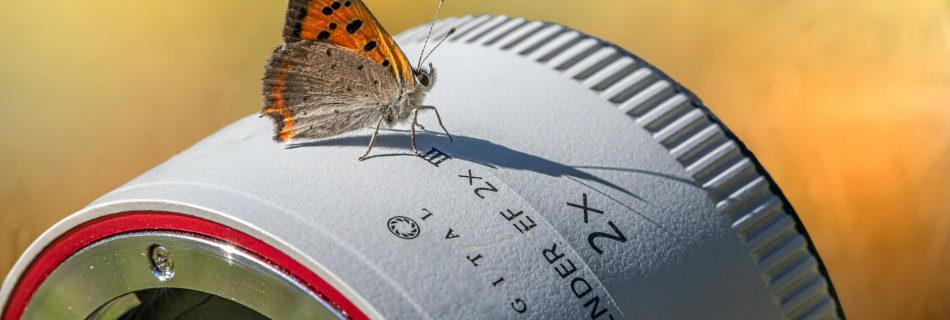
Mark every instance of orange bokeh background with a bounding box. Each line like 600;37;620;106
1;1;948;318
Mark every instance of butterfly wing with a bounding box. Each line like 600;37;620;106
262;41;399;141
283;0;416;88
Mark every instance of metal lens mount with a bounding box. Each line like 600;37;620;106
23;232;341;319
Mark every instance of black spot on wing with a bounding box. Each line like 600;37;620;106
382;59;390;67
346;20;363;34
317;31;330;40
344;1;352;7
328;22;337;30
331;1;341;9
363;40;377;51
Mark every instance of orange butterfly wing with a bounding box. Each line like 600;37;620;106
283;0;415;88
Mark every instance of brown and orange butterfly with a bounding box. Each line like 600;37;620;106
261;0;454;160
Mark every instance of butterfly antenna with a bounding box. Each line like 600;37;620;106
420;27;456;65
417;0;446;67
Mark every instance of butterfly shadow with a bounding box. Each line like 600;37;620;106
287;130;701;205
289;130;705;240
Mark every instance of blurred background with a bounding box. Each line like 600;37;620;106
0;0;947;318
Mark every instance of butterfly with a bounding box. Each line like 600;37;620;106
261;0;455;160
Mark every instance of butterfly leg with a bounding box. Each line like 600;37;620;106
417;105;453;143
358;116;385;161
411;108;420;154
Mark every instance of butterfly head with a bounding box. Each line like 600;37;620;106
413;62;437;90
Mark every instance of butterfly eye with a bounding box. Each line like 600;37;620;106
419;74;431;87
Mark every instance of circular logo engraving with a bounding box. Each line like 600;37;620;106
387;216;420;239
